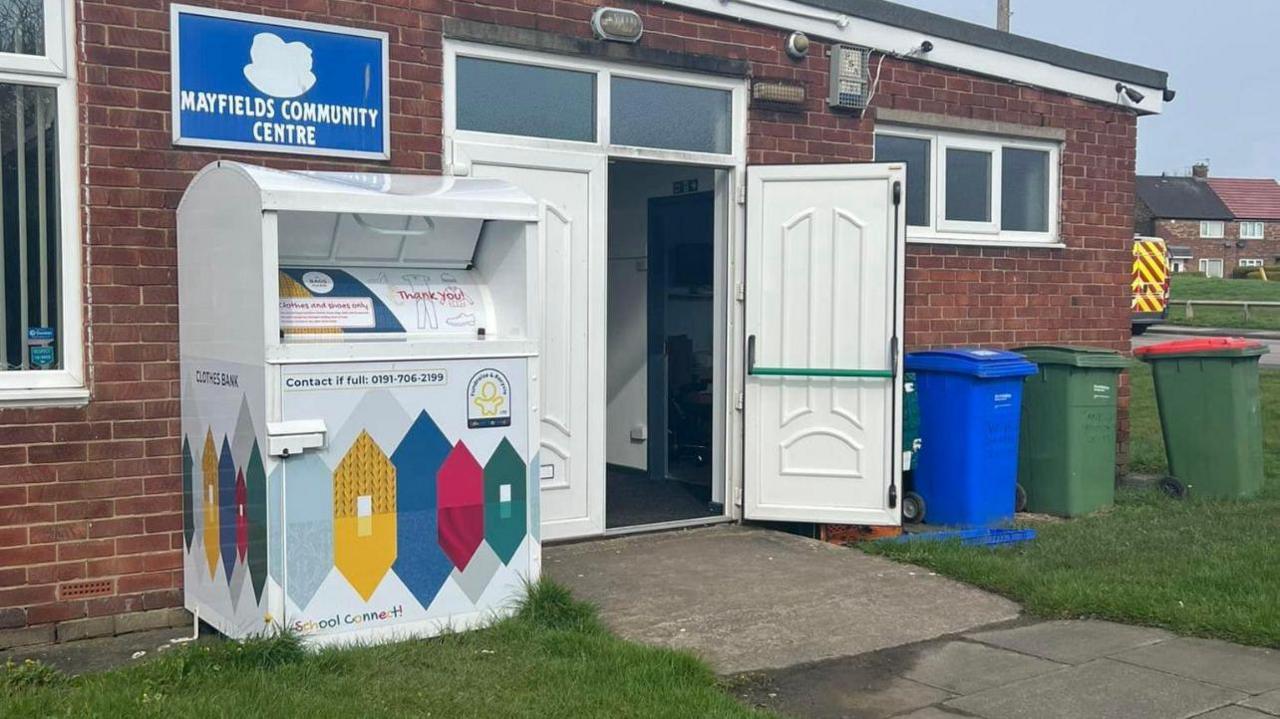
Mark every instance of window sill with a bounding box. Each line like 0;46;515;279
907;233;1065;250
0;386;90;409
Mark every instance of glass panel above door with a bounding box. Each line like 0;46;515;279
456;57;596;142
610;77;731;154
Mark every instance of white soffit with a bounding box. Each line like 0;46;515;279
659;0;1166;115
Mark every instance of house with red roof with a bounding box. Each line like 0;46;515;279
1136;163;1280;277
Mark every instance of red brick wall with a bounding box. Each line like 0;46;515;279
0;0;1140;639
1154;219;1280;273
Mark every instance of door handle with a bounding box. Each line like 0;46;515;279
747;334;895;379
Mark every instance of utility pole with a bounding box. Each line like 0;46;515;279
997;0;1011;31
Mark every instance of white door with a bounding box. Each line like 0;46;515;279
743;164;905;525
455;142;607;540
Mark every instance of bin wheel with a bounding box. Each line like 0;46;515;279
1158;477;1187;499
1015;483;1028;513
902;492;926;524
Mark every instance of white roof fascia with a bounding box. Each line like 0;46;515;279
660;0;1165;115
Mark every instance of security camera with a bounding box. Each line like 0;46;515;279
1115;82;1145;104
919;40;934;53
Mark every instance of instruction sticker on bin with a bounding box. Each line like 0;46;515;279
280;297;376;329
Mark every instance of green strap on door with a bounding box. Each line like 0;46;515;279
749;367;894;378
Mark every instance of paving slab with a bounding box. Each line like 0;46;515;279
547;524;1020;673
1115;637;1280;695
732;650;953;719
946;658;1245;719
1193;706;1277;719
965;619;1171;664
896;707;974;718
1242;689;1280;715
900;640;1065;695
0;627;192;676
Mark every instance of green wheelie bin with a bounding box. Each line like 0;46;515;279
1014;346;1131;516
1134;337;1269;499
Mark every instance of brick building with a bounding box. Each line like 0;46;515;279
1136;163;1280;276
0;0;1170;646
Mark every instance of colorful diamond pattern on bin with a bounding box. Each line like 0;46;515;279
218;437;237;582
392;412;454;607
333;431;398;601
202;431;219;580
236;468;248;562
246;442;268;604
438;442;485;571
484;438;527;564
186;421;272;604
182;437;194;550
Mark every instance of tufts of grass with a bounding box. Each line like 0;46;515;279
867;365;1280;648
2;659;65;691
1;580;769;718
516;576;599;631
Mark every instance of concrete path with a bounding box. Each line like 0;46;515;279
734;619;1280;719
545;524;1020;674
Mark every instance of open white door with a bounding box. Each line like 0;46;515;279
455;142;607;540
743;163;905;525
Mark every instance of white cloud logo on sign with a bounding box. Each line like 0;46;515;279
243;33;316;98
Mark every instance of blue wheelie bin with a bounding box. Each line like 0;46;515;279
904;349;1038;526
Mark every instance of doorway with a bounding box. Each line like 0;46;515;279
606;160;724;529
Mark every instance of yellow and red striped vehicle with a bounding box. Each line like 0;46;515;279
1131;235;1170;335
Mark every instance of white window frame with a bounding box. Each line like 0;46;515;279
937;134;1000;235
1240;221;1265;240
1200;220;1225;239
1239;258;1264;268
443;41;747;168
1200;258;1224;278
875;125;1061;247
0;0;84;407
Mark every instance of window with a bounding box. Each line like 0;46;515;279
455;57;596;142
0;0;82;405
874;134;929;226
1199;258;1224;278
449;47;742;160
874;126;1059;244
1200;220;1225;239
1240;221;1265;240
611;77;731;154
1239;259;1264;268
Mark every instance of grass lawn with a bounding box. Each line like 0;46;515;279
1166;275;1280;330
866;364;1280;648
1;581;769;719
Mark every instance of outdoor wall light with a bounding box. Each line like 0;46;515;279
785;31;810;60
1116;82;1145;104
752;80;807;106
592;8;644;43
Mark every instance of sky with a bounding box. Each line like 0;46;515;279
888;0;1280;179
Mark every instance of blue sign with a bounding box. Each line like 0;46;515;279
171;6;389;159
29;345;55;369
27;327;54;342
